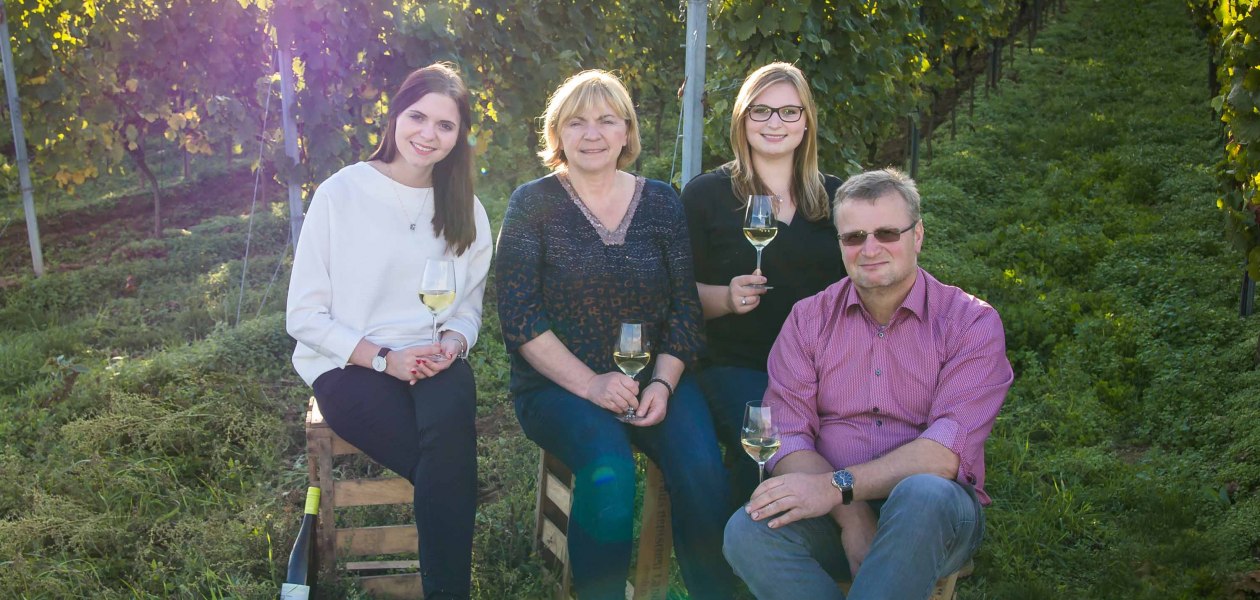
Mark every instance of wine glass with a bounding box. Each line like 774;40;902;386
612;321;651;422
743;195;779;289
418;259;456;354
741;401;780;484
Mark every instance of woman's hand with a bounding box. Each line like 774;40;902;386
727;270;770;314
403;344;458;382
629;380;669;426
585;372;640;415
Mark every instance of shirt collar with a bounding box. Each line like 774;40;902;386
841;267;928;325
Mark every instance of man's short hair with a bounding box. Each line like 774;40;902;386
833;168;922;227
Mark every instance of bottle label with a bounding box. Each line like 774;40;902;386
279;583;310;600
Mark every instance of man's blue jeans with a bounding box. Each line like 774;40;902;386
696;365;769;506
514;376;737;600
723;474;984;600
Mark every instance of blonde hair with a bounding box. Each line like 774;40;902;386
538;70;642;171
727;62;828;222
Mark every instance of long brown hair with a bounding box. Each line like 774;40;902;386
368;62;476;255
727;62;829;222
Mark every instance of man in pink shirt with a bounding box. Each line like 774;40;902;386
723;168;1013;599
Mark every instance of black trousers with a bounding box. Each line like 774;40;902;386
313;360;477;600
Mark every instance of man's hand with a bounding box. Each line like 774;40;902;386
745;472;842;528
834;502;877;577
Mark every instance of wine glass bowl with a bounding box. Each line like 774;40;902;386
419;259;457;350
741;401;780;483
613;321;651;422
743;195;779;289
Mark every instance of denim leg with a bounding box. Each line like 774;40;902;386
848;474;985;600
696;366;769;505
723;510;849;600
630;375;737;600
514;384;636;600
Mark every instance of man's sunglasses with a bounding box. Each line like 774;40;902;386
837;221;918;247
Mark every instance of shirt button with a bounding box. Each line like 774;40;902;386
874;369;882;376
967;475;977;484
878;331;886;338
872;407;880;413
875;419;883;426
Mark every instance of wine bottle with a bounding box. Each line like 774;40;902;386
280;486;320;600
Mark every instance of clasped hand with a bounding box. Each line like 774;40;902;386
585;373;667;426
386;342;461;384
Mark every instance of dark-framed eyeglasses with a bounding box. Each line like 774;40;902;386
837;221;918;247
746;104;805;123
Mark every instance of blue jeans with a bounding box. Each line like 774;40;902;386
723;474;984;600
514;376;737;600
697;366;769;506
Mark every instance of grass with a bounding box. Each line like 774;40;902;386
1;0;1258;597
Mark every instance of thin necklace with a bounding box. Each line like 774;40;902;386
385;163;430;232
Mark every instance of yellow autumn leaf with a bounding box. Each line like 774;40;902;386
28;75;47;85
125;78;139;93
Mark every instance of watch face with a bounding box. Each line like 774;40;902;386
833;470;854;489
372;355;387;372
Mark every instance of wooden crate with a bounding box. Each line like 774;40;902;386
838;559;973;600
534;449;673;600
305;398;421;599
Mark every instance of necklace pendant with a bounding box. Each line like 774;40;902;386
410;224;416;232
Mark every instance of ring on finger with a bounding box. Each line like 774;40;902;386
740;296;747;306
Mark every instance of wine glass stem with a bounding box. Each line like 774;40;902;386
757;462;765;484
755;247;763;272
431;315;439;346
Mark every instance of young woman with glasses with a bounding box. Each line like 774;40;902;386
680;62;847;505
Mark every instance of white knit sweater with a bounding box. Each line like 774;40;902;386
286;162;492;386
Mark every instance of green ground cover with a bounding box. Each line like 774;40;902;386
1;0;1257;597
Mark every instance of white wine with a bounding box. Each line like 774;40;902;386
280;487;321;600
419;289;455;314
613;351;651;378
743;226;779;248
741;436;781;463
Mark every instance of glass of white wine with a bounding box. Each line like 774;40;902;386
613;321;651;422
743;195;779;289
742;401;780;484
418;259;456;352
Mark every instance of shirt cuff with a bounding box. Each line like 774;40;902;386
919;417;965;479
766;434;816;473
321;325;364;368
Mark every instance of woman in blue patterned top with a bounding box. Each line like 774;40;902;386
496;70;735;599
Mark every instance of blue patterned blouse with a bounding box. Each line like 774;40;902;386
496;173;704;396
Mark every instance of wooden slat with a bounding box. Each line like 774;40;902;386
334;477;414;506
545;472;573;517
631;460;671;600
306;398;363;456
345;559;420;571
359;573;423;599
337;524;418;557
541;517;569;565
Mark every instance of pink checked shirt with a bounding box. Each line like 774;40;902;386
764;268;1013;505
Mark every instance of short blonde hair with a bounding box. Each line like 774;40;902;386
538;70;641;171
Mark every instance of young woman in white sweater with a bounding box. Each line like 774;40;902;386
286;62;491;600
